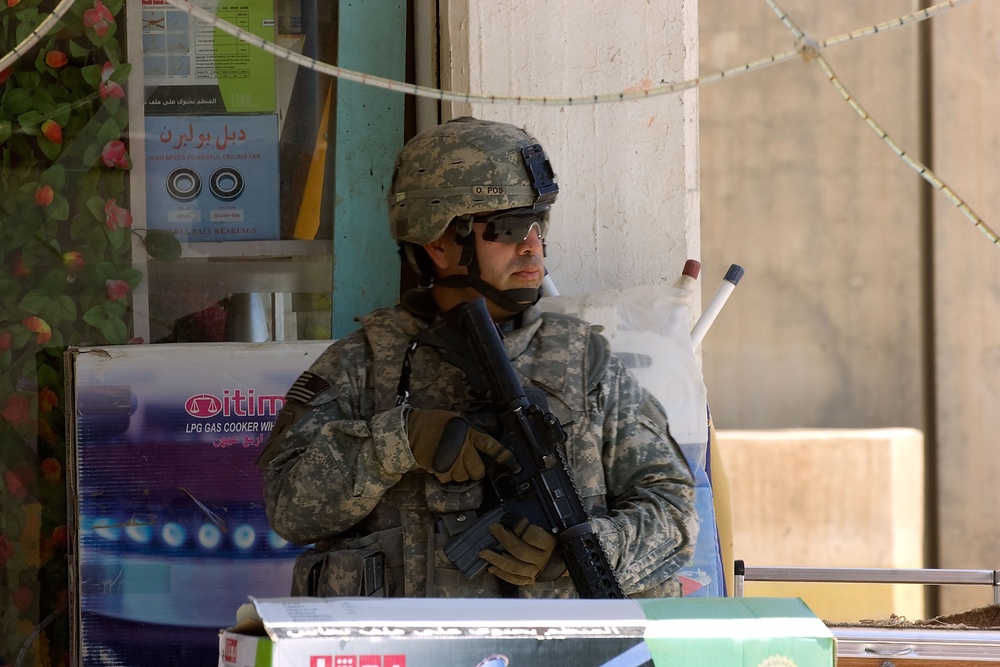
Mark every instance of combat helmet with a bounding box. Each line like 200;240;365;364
389;116;558;312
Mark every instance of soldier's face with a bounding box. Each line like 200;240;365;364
471;221;545;295
425;222;545;319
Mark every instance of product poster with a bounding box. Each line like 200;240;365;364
68;341;328;667
142;0;276;114
144;114;280;242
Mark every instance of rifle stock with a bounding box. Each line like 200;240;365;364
417;297;624;599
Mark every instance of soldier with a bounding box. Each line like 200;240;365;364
258;116;697;598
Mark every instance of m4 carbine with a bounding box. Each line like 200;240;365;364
412;297;624;599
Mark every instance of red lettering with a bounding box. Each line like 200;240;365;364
313;655;404;667
224;638;238;663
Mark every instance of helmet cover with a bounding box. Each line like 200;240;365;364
389;117;558;245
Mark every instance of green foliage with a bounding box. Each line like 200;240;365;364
0;1;179;665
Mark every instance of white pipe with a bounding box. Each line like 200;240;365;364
691;264;745;349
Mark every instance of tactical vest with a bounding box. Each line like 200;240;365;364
293;305;611;599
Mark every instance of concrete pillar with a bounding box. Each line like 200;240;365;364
438;1;701;299
931;1;1000;615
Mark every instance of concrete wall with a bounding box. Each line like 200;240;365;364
701;1;1000;615
699;0;925;430
438;0;701;299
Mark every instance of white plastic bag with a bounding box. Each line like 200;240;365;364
538;275;724;596
539;275;706;448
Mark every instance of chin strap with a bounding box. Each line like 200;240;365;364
434;232;541;314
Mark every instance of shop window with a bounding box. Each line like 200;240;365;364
133;0;408;344
0;2;409;665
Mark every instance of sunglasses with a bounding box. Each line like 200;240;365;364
471;207;549;244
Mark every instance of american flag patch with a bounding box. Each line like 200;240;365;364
286;371;330;404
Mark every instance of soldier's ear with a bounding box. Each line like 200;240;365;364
422;237;449;270
423;227;461;272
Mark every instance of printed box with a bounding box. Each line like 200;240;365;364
144;114;280;242
67;342;329;667
219;597;835;667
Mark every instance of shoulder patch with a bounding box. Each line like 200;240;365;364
286;371;330;404
585;328;611;393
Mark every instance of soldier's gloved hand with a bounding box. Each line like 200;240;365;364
479;517;560;586
407;409;512;484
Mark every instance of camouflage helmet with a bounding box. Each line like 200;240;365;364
389;116;558;245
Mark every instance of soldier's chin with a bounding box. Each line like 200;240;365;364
509;272;542;288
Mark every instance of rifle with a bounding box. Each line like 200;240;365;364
411;297;624;599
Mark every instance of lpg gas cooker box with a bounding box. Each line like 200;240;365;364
219;596;835;667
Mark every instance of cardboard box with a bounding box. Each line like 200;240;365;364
67;342;329;667
716;428;925;622
834;626;1000;664
219;597;835;667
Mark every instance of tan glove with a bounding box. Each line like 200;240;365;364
407;409;512;484
479;517;560;586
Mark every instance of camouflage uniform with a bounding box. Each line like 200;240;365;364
261;288;698;598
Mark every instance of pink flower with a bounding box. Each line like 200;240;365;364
101;139;129;169
41;457;61;483
99;79;125;100
2;395;31;427
34;185;54;207
0;67;13;84
0;536;13;565
6;0;21;8
13;587;33;611
99;61;125;100
104;198;133;230
22;316;52;344
45;51;68;68
105;279;130;301
38;388;58;414
0;332;10;352
51;525;68;549
41;119;62;144
62;251;85;271
12;254;29;278
83;0;114;38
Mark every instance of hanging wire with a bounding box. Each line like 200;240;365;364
158;0;967;107
0;1;970;109
764;0;998;246
0;0;988;245
0;0;79;73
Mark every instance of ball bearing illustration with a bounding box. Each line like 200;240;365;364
209;167;245;202
165;167;201;202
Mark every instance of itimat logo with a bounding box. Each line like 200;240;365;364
183;388;284;419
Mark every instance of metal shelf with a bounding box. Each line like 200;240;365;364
175;239;330;259
733;561;1000;604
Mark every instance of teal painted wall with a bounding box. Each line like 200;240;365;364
332;0;407;338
